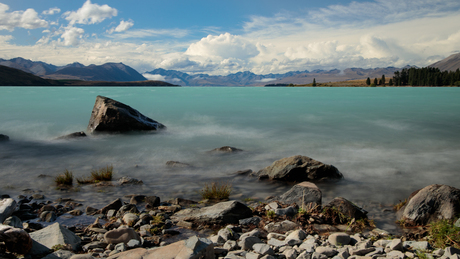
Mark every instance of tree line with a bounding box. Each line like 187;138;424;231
366;67;460;87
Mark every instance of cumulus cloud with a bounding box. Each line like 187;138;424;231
42;7;61;16
186;33;259;60
0;3;48;31
107;19;134;34
60;26;85;46
143;73;166;81
64;0;117;25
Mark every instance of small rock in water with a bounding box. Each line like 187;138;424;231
0;134;10;142
55;131;87;140
118;176;143;185
209;146;243;153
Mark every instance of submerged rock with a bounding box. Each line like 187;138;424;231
209;146;243;153
0;134;9;142
256;155;343;182
166;161;193;168
56;131;87;140
87;95;165;133
397;184;460;225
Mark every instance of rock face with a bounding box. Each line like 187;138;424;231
29;223;81;256
256;155;342;182
275;181;322;206
0;225;32;254
87;95;165;133
397;184;460;225
172;200;253;225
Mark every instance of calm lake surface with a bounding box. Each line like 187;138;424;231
1;86;459;231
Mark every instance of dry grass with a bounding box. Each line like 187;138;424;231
77;165;113;184
55;170;73;186
200;182;232;200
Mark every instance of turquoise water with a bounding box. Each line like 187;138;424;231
1;87;460;229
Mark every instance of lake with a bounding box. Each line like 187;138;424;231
1;86;459;231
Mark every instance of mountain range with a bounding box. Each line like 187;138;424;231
1;53;459;86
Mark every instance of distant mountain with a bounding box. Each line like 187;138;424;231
46;63;147;81
144;67;400;86
0;65;57;86
429;53;460;72
0;58;147;82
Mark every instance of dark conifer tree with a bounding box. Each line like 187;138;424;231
366;77;371;85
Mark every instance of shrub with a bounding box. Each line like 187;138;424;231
55;170;73;186
429;219;460;249
200;182;232;200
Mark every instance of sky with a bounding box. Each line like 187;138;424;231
0;0;459;76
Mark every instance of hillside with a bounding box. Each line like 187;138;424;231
0;65;57;86
429;53;460;72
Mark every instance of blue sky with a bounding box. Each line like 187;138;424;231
0;0;459;76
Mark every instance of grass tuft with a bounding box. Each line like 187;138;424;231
200;181;232;200
429;219;460;249
77;165;113;184
55;170;73;186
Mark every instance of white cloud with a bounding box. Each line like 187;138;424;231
0;3;48;31
60;26;85;46
186;33;259;60
107;19;134;34
107;28;189;39
143;73;166;81
42;7;61;16
64;0;117;25
0;35;13;43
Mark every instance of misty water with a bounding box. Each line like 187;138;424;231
1;86;460;231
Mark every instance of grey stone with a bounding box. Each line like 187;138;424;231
246;252;262;259
298;251;313;259
285;229;307;246
256;155;343;182
122;213;139;227
238;236;263;250
387;250;405;259
127;239;141;248
118;176;143;185
29;223;81;255
218;225;239;241
40;211;57;222
55;132;86;140
403;241;430;251
239;216;262;226
209;146;243;153
69;255;96;259
398;184;460;225
386;239;403;252
455;219;460;228
0;198;17;223
253;243;274;255
115;243;127;252
316;246;339;257
267;238;286;248
101;198;123;215
210;234;226;245
82;241;106;252
328;233;351;246
224;240;239;251
312;252;329;259
0;134;10;141
350;248;375;256
260;255;277;259
283;248;298;259
267;232;285;240
433;249;444;257
373;240;391;248
275;206;298;217
338;249;350;259
365;247;384;257
3;216;22;228
445;247;460;257
276;182;322;207
116;204;139;218
172;200;253;225
299;241;317;253
87;95;165;133
42;249;75;259
324;197;367;220
240;229;262;240
104;227;141;245
184;236;214;258
264;220;298;234
265;202;280;210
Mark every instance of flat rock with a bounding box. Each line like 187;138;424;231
172;200;253;225
275;181;322;206
328;232;351;246
264;220;298;234
87;95;165;133
0;198;17;223
397;184;460;225
29;223;81;256
256;155;343;182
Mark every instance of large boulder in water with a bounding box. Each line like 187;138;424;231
0;134;9;142
397;184;460;225
87;95;165;133
256;155;342;182
273;181;322;206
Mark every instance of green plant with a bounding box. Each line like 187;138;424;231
243;197;254;202
393;199;407;211
55;170;73;186
298;207;307;215
151;215;164;224
51;244;69;251
416;250;429;259
429;219;460;249
266;210;275;219
200;182;232;200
